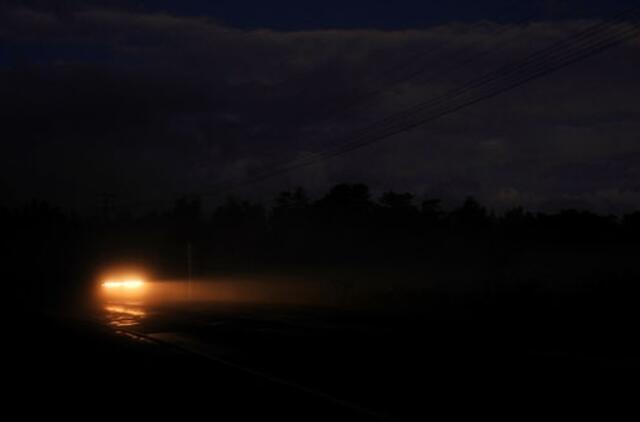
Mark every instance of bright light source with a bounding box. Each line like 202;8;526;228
102;279;145;290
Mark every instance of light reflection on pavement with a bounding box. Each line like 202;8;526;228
103;303;147;327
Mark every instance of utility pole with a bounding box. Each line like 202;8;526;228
187;242;193;301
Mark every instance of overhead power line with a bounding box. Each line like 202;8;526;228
203;8;640;196
123;7;640;209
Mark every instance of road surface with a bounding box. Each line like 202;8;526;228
90;300;640;420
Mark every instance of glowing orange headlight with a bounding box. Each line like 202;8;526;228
102;279;145;290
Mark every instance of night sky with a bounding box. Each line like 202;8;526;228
2;1;640;213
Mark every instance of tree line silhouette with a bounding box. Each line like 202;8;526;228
3;183;640;316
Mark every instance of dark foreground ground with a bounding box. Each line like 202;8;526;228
9;302;640;421
12;313;379;420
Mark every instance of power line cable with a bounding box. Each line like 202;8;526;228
200;10;640;197
121;7;640;209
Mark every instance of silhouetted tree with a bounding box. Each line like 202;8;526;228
272;187;310;226
314;184;374;228
211;197;267;264
270;187;312;258
449;196;491;233
380;191;414;209
622;211;640;241
8;182;640;313
377;191;420;248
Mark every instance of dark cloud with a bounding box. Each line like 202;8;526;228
2;4;640;212
3;1;638;29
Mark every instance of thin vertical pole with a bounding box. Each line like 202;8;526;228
187;242;193;301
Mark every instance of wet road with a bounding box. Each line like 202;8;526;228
99;301;400;418
13;310;386;420
95;299;640;420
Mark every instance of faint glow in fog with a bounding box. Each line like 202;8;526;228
98;275;360;310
